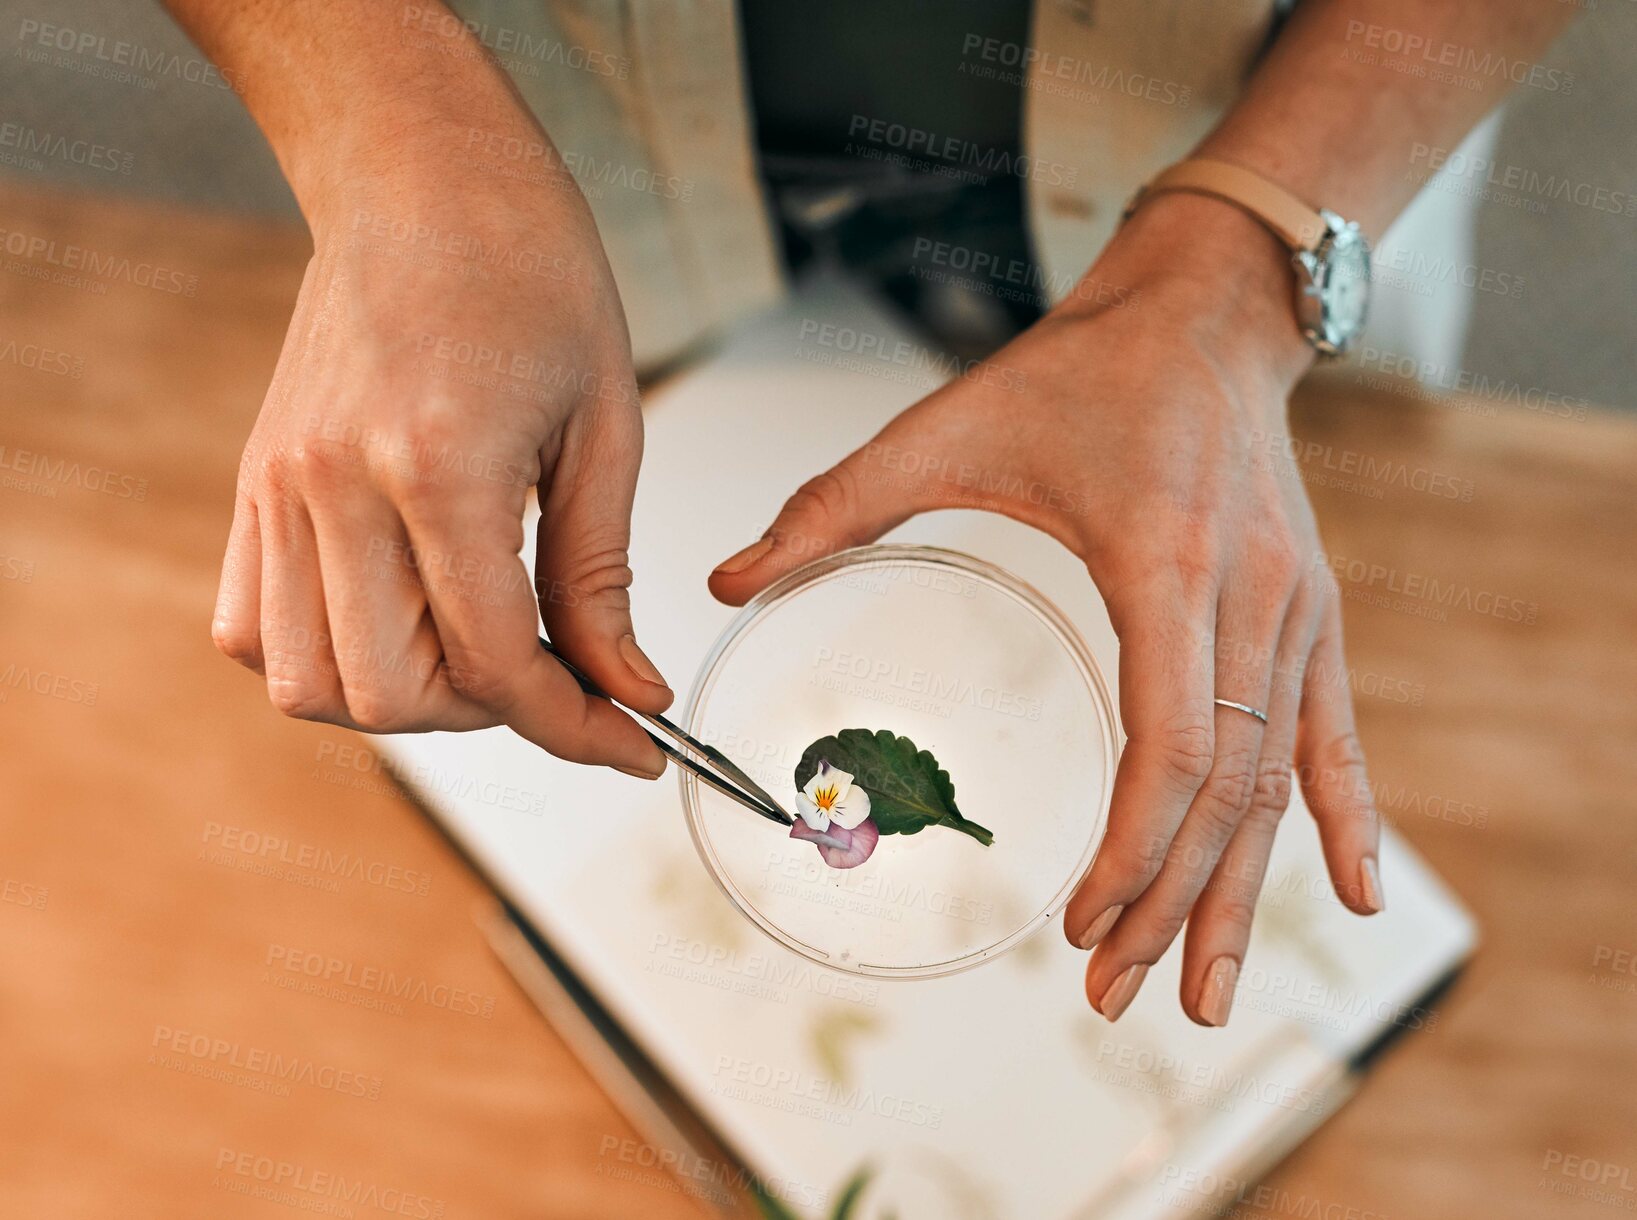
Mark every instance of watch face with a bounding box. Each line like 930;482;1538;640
1320;227;1371;349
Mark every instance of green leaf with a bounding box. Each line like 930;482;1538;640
795;728;994;847
831;1167;872;1220
750;1180;798;1220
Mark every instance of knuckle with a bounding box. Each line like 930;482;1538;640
442;649;510;707
1193;750;1259;831
1152;909;1190;952
785;467;860;532
1317;729;1369;775
1252;760;1294;818
1116;925;1182;971
1299;768;1366;820
1253;531;1303;588
266;677;341;723
1108;560;1214;635
389;451;456;504
377;420;468;497
1162;543;1219;601
1146;493;1214;541
568;390;642;452
1112;824;1173;890
341;687;408;733
546;547;634;613
1136;895;1192;951
409;423;511;492
1132;829;1171;880
1108;891;1195;963
1198;853;1266;930
1211;886;1260;935
251;448;293;496
1151;716;1216;790
287;439;349;490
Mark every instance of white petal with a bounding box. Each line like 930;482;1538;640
801;762;854;804
830;785;871;830
794;791;830;831
818;766;857;795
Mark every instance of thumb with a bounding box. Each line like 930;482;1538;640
536;406;674;715
709;437;930;607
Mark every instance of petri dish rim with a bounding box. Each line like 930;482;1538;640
678;543;1118;980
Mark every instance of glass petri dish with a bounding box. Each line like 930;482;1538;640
679;545;1116;978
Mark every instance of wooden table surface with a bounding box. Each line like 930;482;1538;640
2;183;1634;1220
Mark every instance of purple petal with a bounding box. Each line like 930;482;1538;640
790;816;879;870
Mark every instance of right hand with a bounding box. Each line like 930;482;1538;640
210;161;671;777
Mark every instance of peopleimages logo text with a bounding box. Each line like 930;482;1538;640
846;114;1078;186
0;226;198;295
1410;143;1634;216
0;120;133;173
16;19;241;91
262;945;494;1017
1345;21;1572;93
213;1148;443;1218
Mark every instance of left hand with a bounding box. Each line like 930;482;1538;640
709;193;1384;1026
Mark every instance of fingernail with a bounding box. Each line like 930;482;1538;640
1198;956;1239;1027
615;762;665;781
713;536;775;576
1097;963;1148;1021
1359;856;1384;914
1076;904;1123;951
618;634;670;690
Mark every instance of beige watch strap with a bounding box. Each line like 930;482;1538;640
1132;159;1328;251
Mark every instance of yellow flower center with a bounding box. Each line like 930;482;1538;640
813;784;839;812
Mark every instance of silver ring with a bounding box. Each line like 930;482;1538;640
1214;698;1268;724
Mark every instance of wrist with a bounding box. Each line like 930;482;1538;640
299;110;584;250
1070;191;1317;392
294;76;589;238
230;9;579;243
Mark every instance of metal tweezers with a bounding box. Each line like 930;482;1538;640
539;638;795;826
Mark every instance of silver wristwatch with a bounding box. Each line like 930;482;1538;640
1126;159;1372;356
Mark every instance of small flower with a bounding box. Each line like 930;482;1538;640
791;760;877;869
795;760;872;831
